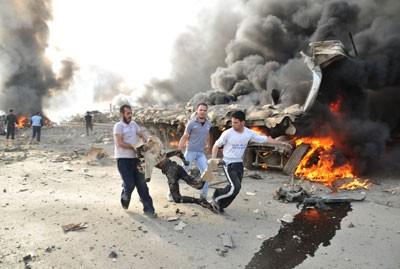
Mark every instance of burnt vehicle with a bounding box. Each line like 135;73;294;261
131;40;349;170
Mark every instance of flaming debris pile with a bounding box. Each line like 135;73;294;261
294;136;370;190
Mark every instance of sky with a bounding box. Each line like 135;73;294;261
44;0;215;119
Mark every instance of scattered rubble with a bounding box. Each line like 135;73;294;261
280;213;294;224
108;251;118;259
221;234;234;249
62;223;88;233
167;216;180;222
256;234;266;240
174;221;187;231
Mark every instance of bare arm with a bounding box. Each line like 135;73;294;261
178;133;189;151
114;134;135;150
204;133;211;152
211;144;220;159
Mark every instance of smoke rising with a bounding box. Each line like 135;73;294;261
141;0;400;174
0;0;77;114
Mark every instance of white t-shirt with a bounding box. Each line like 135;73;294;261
214;127;268;164
113;120;142;159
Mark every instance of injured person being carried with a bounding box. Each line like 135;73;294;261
136;136;214;211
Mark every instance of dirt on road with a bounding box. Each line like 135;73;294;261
1;124;399;269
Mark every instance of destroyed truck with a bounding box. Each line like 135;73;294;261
131;40;349;170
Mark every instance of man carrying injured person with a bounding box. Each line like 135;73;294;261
137;136;212;209
210;110;292;213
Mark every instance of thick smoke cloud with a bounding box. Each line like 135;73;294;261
142;0;400;174
139;0;242;105
0;0;77;114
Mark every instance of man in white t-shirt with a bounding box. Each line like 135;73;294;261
113;104;156;218
210;110;292;213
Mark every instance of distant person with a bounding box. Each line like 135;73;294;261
84;111;93;136
178;103;212;199
113;104;156;218
5;109;17;145
30;112;43;144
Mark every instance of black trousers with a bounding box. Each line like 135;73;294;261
117;158;155;213
161;159;204;204
86;123;93;135
213;162;244;209
6;126;15;139
32;126;41;142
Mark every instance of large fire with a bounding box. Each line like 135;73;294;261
295;136;369;190
17;115;28;128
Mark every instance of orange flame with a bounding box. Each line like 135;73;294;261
17;115;28;128
295;136;369;190
250;126;268;136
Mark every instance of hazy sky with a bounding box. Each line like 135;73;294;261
47;0;214;87
43;0;215;120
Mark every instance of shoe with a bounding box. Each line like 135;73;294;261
209;199;223;214
120;190;131;210
144;211;158;218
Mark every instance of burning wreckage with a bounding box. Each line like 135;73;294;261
130;40;370;193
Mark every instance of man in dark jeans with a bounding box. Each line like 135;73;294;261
30;112;43;144
5;109;17;145
113;104;156;218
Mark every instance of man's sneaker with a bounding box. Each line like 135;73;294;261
209;199;224;214
120;191;131;210
144;211;158;218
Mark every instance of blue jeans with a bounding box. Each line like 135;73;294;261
184;151;208;198
117;158;155;213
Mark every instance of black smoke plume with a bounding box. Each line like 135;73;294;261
0;0;77;114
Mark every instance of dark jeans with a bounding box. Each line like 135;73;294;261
86;123;93;135
32;126;41;142
6;126;15;139
117;158;155;213
160;159;204;204
213;162;244;209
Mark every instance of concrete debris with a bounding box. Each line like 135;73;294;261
383;187;400;195
274;185;309;203
221;234;234;249
246;192;256;196
256;234;266;240
280;213;294;224
45;246;56;253
348;223;355;228
167;216;180;222
244;172;263;180
216;248;229;257
63;165;74;172
108;251;118;259
62;222;88;233
174;221;187;231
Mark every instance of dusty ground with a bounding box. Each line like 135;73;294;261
1;124;399;269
